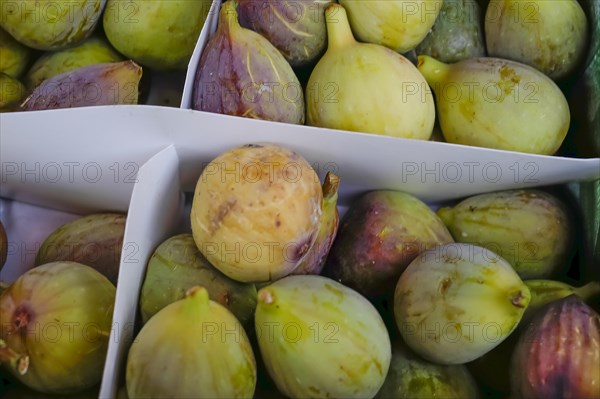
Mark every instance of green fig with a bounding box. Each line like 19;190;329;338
338;0;444;53
193;0;305;124
126;286;257;398
35;213;126;285
255;275;391;398
323;190;454;301
306;3;436;140
20;60;142;110
291;172;340;276
510;295;600;399
437;190;575;279
485;0;588;80
25;36;124;90
0;72;25;112
190;144;323;283
139;234;258;325
394;243;531;365
0;261;116;394
103;0;209;70
523;279;600;322
418;55;571;154
376;340;481;399
0;28;31;78
416;0;486;63
0;0;105;51
237;0;333;68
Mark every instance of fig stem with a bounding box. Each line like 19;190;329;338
0;339;29;375
575;281;600;302
417;55;450;87
220;0;240;31
322;172;340;200
325;4;356;49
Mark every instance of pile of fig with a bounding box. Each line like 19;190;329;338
124;143;600;398
191;0;595;155
0;0;211;111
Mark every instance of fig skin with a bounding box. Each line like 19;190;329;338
437;189;575;280
237;0;333;68
323;190;453;300
35;213;126;285
510;295;600;399
190;143;323;283
485;0;589;80
0;0;106;51
193;0;305;124
139;233;257;325
255;275;392;398
126;286;257;399
0;220;7;269
0;261;116;394
0;73;26;112
0;28;31;79
19;60;142;111
25;36;124;90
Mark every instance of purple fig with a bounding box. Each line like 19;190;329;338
237;0;333;67
323;190;454;300
192;0;305;124
20;60;142;111
510;295;600;399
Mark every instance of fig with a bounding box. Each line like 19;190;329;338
126;286;257;398
0;261;116;394
485;0;588;80
19;60;142;111
0;73;26;112
35;213;125;285
255;275;391;398
416;0;486;63
139;233;257;325
25;36;124;90
376;340;480;399
103;0;209;70
306;4;436;140
510;295;600;399
323;190;454;300
523;279;600;322
437;190;575;279
394;243;531;365
418;56;571;155
338;0;443;53
0;28;31;78
193;0;304;124
237;0;332;68
0;220;7;269
190;143;323;283
291;172;340;275
0;0;105;51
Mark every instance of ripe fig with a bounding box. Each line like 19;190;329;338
25;36;124;90
0;261;116;394
291;172;340;275
394;243;531;365
0;28;31;78
437;190;575;279
139;234;257;325
255;275;391;398
523;279;600;322
126;286;257;398
418;56;571;155
510;295;600;399
0;0;105;51
20;60;142;111
376;340;480;399
35;213;126;285
323;190;453;301
0;73;26;112
103;0;209;70
237;0;332;68
306;4;436;140
193;0;304;124
190;143;323;283
485;0;589;80
338;0;443;53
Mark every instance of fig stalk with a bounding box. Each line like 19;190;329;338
0;338;29;375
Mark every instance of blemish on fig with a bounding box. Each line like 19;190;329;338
12;305;33;333
258;289;275;305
